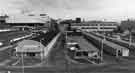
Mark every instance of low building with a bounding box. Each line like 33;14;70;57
71;21;118;32
14;40;45;57
13;31;59;58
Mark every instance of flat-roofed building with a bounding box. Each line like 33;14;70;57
15;40;45;57
6;15;51;28
71;21;118;32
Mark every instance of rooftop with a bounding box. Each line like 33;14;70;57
16;40;45;52
6;15;50;23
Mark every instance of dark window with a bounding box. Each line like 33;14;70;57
118;50;122;56
75;44;79;48
76;52;82;56
83;51;88;56
100;27;115;29
27;53;35;56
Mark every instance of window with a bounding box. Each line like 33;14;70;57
118;50;122;56
81;27;98;29
83;51;88;56
76;52;82;56
100;27;115;29
27;52;36;56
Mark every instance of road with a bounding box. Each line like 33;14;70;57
2;33;134;73
0;31;135;72
0;30;31;47
0;31;30;41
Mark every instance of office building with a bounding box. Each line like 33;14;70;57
71;21;118;32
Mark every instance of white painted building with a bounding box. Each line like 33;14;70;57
71;22;118;32
15;40;45;57
14;33;60;59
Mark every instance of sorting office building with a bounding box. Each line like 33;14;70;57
71;21;118;32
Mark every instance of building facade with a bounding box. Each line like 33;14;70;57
0;14;8;23
6;14;51;28
14;40;45;58
75;17;81;23
71;21;118;32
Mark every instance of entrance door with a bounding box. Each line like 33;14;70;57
118;50;122;56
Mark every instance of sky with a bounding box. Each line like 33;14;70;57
0;0;135;21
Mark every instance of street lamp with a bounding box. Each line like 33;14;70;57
100;20;106;62
21;47;24;73
129;27;132;48
40;38;44;62
129;32;132;48
64;30;69;72
100;39;104;62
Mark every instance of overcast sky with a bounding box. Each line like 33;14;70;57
0;0;135;21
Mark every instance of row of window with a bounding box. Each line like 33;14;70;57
80;27;116;29
71;23;117;26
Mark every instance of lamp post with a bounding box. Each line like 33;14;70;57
129;27;132;48
65;30;69;72
101;25;105;62
40;38;44;62
101;39;104;62
21;52;24;73
101;20;106;62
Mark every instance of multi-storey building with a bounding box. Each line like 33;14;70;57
71;21;118;32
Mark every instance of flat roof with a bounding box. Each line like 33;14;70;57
6;16;48;23
110;37;135;47
83;32;129;51
104;40;128;50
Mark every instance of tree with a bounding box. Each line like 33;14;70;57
50;19;59;31
120;19;135;32
113;26;124;33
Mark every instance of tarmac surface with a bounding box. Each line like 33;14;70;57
0;31;135;72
